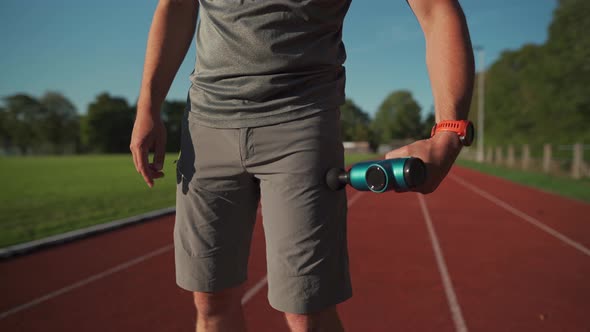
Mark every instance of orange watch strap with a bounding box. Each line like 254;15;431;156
431;120;469;137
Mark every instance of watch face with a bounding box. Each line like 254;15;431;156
463;122;475;146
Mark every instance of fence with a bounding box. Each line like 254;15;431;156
460;143;589;179
343;141;372;154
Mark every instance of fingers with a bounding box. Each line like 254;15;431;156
383;141;436;194
132;143;168;188
131;147;140;174
130;114;169;188
130;142;155;188
138;146;154;188
130;116;168;188
153;136;166;171
384;145;409;160
384;139;457;194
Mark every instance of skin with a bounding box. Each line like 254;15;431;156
387;0;475;194
130;0;474;330
130;0;198;188
192;286;248;332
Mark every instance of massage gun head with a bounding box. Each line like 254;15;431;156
325;167;349;191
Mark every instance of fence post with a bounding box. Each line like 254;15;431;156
571;143;583;179
522;144;530;170
495;146;503;165
507;145;515;167
486;147;493;163
543;144;552;173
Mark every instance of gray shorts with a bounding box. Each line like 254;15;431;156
174;109;352;314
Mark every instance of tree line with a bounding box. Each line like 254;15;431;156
340;92;434;151
0;92;186;155
0;89;431;155
468;0;589;147
1;0;585;155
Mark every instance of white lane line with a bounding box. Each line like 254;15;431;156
346;190;364;207
0;244;173;321
240;190;364;305
241;276;268;305
418;194;469;332
450;175;590;258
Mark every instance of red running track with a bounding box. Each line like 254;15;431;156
1;166;589;331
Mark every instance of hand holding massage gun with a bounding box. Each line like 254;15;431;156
326;157;427;193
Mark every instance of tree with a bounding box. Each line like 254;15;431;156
38;92;80;153
0;106;9;153
0;107;4;132
339;99;371;141
484;45;549;146
160;100;185;152
84;93;135;153
479;0;590;147
372;90;422;144
544;0;590;143
1;92;81;154
1;94;44;154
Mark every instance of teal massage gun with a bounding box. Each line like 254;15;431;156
326;157;427;193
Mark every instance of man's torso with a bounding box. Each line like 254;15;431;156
188;0;352;128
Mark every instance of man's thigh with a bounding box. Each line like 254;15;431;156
246;109;352;314
174;112;260;292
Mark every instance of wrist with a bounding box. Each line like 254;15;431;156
431;131;463;152
430;119;474;146
138;82;168;116
137;97;162;119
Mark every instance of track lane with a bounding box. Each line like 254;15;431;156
0;249;194;332
339;187;457;331
0;212;271;331
452;167;590;248
0;215;176;313
425;167;590;332
418;194;468;332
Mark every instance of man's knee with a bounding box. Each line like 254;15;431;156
193;286;243;318
284;306;343;331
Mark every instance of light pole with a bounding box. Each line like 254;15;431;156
474;46;485;162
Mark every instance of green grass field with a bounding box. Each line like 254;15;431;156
0;153;380;248
344;153;381;165
0;154;179;248
456;159;590;203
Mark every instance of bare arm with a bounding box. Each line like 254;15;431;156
138;0;198;116
408;0;474;122
131;0;198;188
386;0;475;193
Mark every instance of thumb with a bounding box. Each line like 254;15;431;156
385;145;410;160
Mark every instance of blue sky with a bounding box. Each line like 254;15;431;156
0;0;557;118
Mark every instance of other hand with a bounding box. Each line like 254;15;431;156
130;112;167;188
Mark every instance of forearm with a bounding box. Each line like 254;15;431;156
418;1;474;122
138;0;198;117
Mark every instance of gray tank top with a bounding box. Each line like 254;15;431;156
188;0;351;128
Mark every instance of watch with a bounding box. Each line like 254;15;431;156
430;120;475;146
